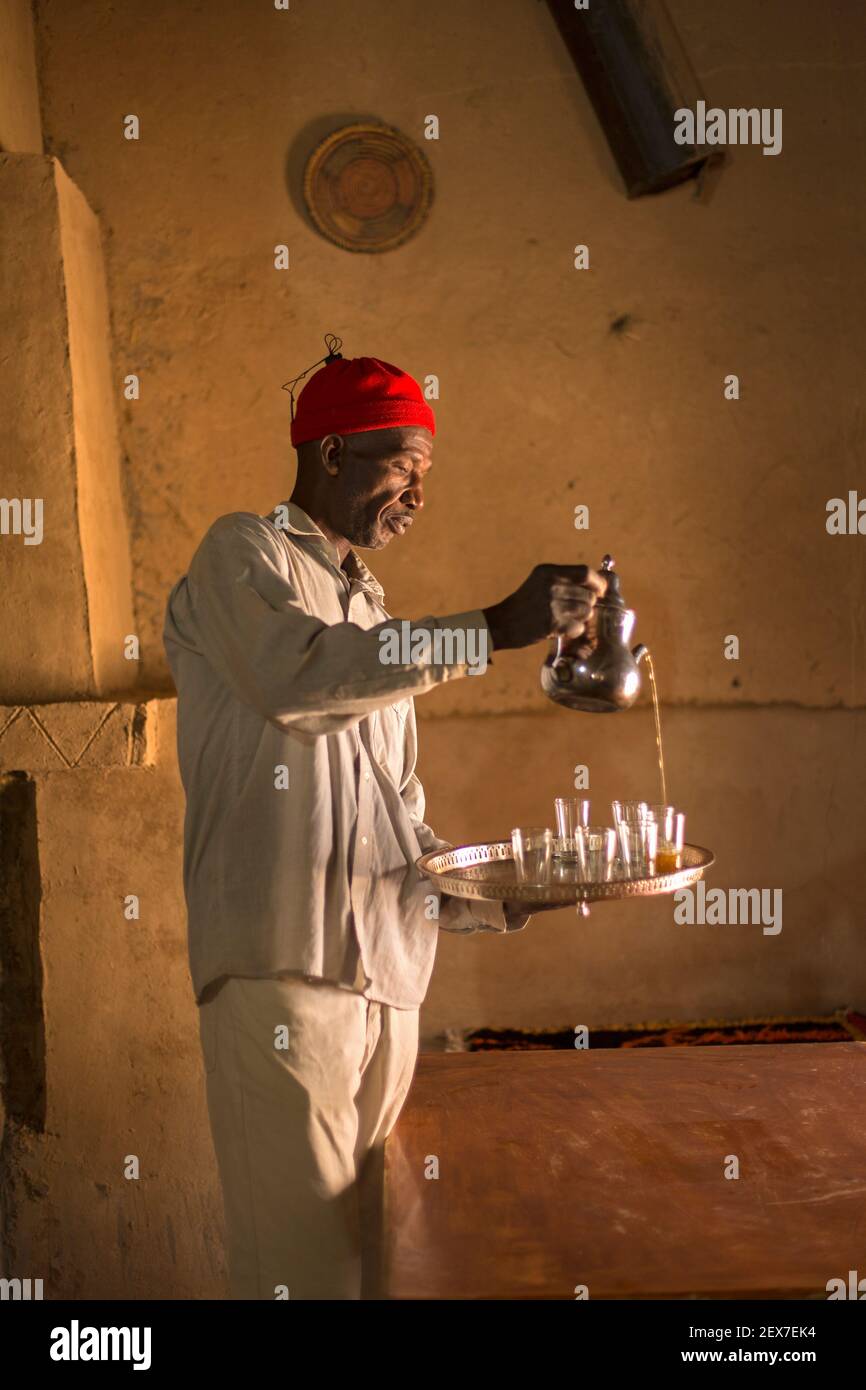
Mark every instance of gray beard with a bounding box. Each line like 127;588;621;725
343;498;387;550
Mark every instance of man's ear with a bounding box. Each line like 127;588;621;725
320;433;344;477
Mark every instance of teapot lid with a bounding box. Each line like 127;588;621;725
599;554;626;607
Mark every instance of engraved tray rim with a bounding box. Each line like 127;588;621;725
416;840;715;906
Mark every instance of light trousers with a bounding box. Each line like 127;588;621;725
198;974;419;1299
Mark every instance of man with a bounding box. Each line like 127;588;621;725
163;350;605;1300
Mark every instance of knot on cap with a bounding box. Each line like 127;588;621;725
290;355;435;447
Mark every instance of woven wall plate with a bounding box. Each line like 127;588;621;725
303;122;433;253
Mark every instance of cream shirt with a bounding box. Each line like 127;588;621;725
163;502;528;1008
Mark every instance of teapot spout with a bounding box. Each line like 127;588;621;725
632;643;649;665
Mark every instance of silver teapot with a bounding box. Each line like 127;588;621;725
540;555;648;713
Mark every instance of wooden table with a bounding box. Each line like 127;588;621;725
381;1042;866;1299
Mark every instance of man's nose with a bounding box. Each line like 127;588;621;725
403;478;424;509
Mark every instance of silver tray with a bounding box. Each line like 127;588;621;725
416;840;715;910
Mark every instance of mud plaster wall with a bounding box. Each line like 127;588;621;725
1;154;138;701
0;702;226;1298
0;0;41;153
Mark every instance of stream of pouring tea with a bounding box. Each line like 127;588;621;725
644;650;667;807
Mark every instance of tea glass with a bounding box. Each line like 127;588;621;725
647;808;685;873
576;825;618;882
553;798;591;861
511;827;554;884
616;816;658;877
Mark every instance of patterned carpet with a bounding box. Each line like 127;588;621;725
465;1009;866;1051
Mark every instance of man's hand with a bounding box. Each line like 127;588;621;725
482;563;607;652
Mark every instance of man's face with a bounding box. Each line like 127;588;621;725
327;426;433;550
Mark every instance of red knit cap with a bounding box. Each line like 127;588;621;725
290;355;435;447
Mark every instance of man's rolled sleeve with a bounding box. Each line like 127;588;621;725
172;515;496;732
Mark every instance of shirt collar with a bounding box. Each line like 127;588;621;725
272;500;386;599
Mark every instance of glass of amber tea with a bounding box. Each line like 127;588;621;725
648;809;685;874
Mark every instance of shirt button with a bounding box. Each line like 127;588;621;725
361;835;368;846
364;771;370;781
